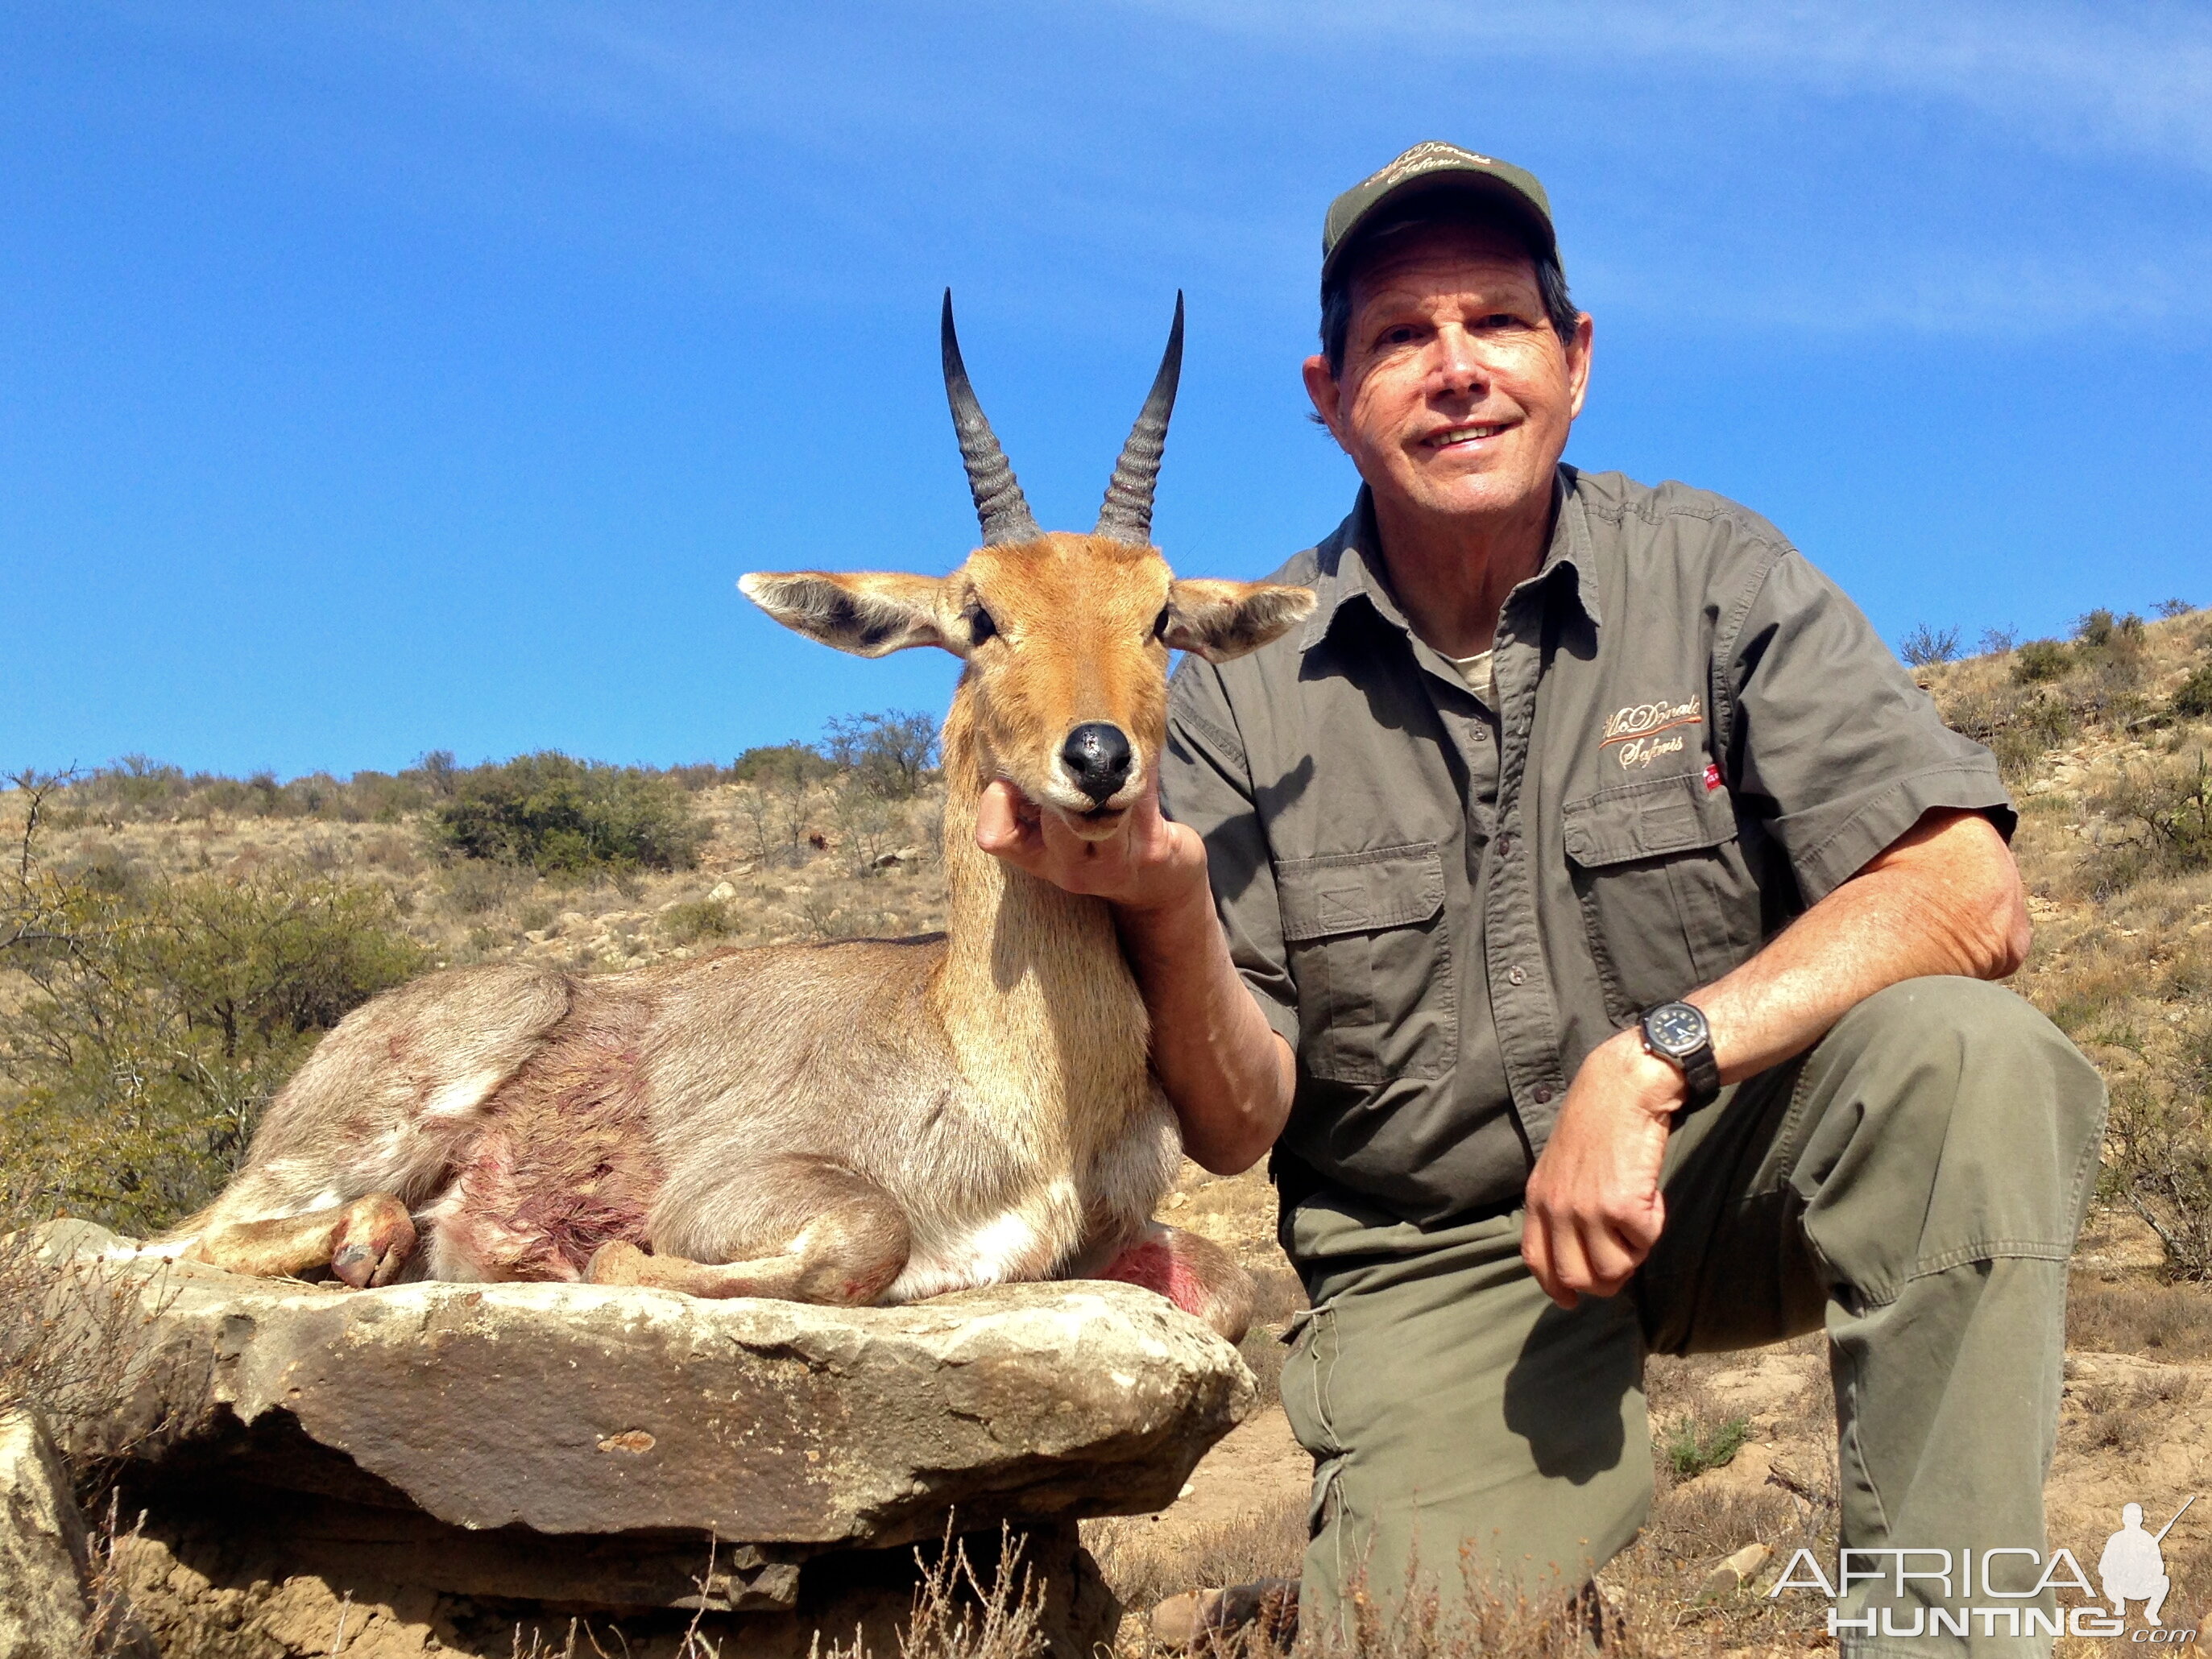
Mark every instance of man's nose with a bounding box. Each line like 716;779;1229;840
1060;722;1133;804
1432;325;1490;396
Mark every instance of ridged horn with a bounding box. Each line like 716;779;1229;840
1094;292;1184;547
941;290;1041;547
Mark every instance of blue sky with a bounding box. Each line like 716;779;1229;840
5;1;2209;778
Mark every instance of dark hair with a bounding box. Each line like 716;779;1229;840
1319;202;1578;378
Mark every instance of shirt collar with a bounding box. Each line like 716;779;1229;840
1298;465;1604;653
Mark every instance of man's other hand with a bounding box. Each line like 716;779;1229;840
1520;1031;1687;1308
973;776;1209;915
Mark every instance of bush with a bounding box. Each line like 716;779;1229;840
2174;662;2212;719
1977;626;2019;656
2090;748;2212;887
429;752;706;879
2076;607;2146;651
1660;1413;1752;1482
1897;623;1960;667
731;743;834;786
824;710;940;798
659;898;737;944
2012;639;2071;684
2;780;422;1231
2102;1077;2212;1281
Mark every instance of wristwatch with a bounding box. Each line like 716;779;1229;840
1639;1001;1721;1119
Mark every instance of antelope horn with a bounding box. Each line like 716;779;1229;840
941;290;1041;547
1094;292;1184;547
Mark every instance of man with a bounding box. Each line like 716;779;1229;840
979;143;2105;1650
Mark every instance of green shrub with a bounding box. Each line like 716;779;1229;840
659;898;737;944
2013;639;2072;684
1661;1413;1752;1482
731;743;835;786
2174;663;2212;719
1;792;422;1231
429;752;706;878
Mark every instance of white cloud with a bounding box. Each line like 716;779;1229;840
1130;0;2212;176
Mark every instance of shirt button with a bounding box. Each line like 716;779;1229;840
1494;834;1514;858
1534;1085;1555;1105
1507;965;1526;986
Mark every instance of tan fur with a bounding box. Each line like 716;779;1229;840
169;483;1309;1344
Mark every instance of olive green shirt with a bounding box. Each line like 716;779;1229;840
1161;466;2012;1226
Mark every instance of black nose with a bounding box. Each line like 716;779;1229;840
1060;722;1133;805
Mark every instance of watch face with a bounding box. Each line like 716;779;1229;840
1646;1002;1709;1057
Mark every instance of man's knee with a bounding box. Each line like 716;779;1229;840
1800;976;2106;1271
1826;977;2101;1146
1836;974;2051;1060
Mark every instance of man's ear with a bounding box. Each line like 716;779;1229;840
739;571;959;658
1163;579;1317;662
1302;354;1348;450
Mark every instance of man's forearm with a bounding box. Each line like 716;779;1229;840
1116;885;1294;1176
1521;807;2030;1306
970;778;1293;1175
1692;808;2029;1082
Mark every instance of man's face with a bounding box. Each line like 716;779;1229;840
1304;221;1593;529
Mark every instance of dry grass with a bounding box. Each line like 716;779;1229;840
806;1529;1049;1659
1087;1494;1310;1619
2069;1270;2212;1359
0;1201;159;1440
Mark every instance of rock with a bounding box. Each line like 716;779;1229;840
1696;1541;1772;1600
706;879;739;903
43;1223;1251;1626
0;1410;88;1659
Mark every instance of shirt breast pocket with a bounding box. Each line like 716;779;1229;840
1563;772;1757;1022
1276;843;1455;1086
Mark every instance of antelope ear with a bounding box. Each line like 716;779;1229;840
1162;580;1317;663
739;571;959;658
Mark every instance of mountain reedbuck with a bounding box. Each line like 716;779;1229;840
158;295;1312;1342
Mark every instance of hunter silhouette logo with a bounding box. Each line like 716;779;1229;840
2102;1498;2193;1628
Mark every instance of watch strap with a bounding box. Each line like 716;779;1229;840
1676;1043;1721;1113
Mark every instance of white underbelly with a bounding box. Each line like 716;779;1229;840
884;1193;1075;1303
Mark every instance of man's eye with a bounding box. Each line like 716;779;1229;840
968;606;997;644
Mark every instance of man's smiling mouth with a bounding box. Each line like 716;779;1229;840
1423;421;1514;450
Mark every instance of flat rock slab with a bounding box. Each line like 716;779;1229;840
43;1223;1253;1552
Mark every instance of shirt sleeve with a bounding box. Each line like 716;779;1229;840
1725;548;2014;906
1160;656;1302;1049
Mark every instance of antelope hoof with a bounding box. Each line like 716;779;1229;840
329;1195;417;1289
585;1240;653;1287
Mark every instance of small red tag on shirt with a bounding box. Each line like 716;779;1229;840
1702;763;1723;792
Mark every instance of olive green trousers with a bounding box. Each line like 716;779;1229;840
1279;978;2106;1657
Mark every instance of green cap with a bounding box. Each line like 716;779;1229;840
1321;142;1557;284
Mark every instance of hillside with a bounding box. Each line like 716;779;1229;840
4;605;2211;1653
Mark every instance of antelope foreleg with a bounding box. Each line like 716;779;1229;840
588;1164;911;1306
188;1194;417;1288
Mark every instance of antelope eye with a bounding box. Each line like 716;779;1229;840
967;606;998;645
1151;606;1170;639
